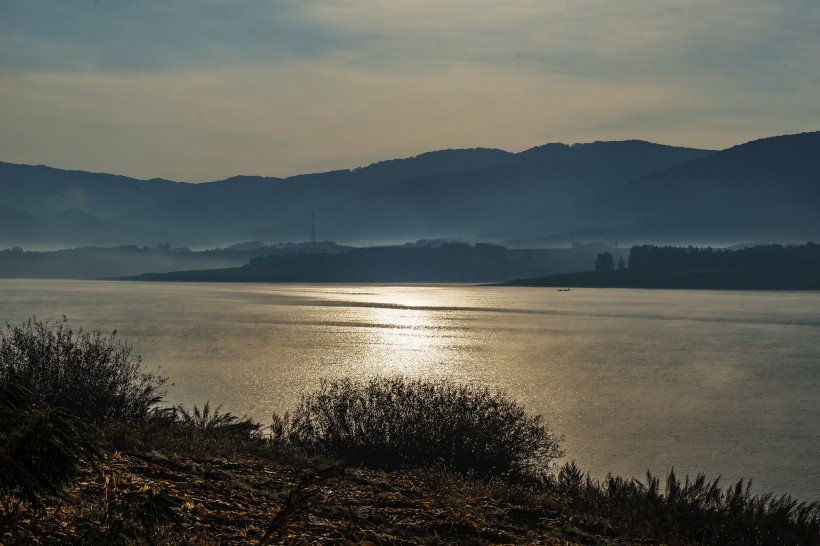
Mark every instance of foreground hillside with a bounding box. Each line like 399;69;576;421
18;450;632;545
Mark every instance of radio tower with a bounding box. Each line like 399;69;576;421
310;210;316;244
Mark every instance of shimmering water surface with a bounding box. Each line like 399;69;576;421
2;280;819;500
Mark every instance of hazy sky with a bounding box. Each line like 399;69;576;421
1;0;818;181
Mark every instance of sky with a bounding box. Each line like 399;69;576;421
1;0;819;182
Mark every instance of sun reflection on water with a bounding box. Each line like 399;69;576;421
337;289;456;377
301;285;488;381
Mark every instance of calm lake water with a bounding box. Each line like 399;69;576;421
2;280;819;500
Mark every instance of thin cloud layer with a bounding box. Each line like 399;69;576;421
1;0;818;180
0;0;342;71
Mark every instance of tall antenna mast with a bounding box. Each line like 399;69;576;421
310;210;316;244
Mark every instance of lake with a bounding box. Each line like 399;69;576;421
1;279;819;500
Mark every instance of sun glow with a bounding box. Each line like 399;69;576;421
364;305;440;375
329;288;456;376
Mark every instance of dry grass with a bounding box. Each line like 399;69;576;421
3;449;634;545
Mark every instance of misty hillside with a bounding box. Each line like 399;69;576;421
0;241;351;279
511;131;820;245
0;203;170;248
9;132;820;248
0;140;711;248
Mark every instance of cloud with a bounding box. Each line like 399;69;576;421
4;0;818;87
0;0;345;72
1;0;818;179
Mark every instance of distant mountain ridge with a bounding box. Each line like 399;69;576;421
2;132;818;248
514;131;820;245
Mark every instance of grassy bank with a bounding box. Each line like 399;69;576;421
2;318;819;545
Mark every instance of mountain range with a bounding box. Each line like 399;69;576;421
1;131;818;249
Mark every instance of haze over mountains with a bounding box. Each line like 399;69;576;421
1;131;818;250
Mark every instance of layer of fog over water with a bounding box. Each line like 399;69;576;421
2;280;819;500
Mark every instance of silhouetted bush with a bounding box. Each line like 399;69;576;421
0;318;166;423
272;377;563;483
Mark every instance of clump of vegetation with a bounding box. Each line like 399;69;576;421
0;318;179;541
272;377;563;483
101;402;264;457
551;461;820;545
153;402;264;455
0;376;101;512
71;488;180;546
170;402;262;441
0;318;166;423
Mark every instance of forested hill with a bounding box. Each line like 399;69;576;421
4;131;819;250
505;243;820;290
510;131;820;246
1;140;711;248
118;243;629;283
627;244;820;275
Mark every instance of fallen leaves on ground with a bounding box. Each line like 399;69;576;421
2;450;665;545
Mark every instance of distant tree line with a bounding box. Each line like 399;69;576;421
626;243;820;274
594;252;626;272
235;243;628;283
245;243;510;282
594;252;614;272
